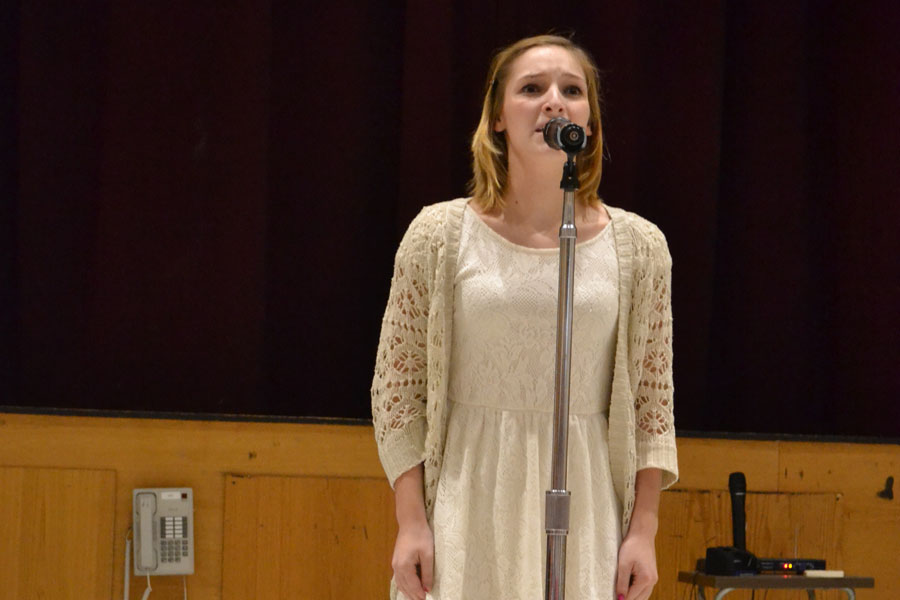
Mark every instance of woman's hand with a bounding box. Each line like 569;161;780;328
392;518;434;600
615;526;658;600
615;468;662;600
392;464;432;599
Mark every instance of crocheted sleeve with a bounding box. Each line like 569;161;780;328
632;221;679;489
371;211;436;487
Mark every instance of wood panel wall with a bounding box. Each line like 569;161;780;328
222;475;396;599
0;412;896;599
0;466;116;600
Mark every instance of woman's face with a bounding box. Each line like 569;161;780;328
494;45;592;159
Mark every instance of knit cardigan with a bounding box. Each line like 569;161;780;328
371;198;678;535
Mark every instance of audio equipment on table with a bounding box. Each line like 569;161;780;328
703;472;760;575
701;472;826;576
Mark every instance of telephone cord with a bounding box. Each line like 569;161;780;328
124;537;131;600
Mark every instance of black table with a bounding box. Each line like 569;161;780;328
678;571;874;599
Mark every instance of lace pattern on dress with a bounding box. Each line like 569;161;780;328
632;222;674;442
616;215;677;530
373;267;429;441
371;211;436;472
372;204;457;522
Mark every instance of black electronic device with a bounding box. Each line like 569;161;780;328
758;558;827;574
705;546;759;575
700;473;828;577
729;472;747;550
703;472;760;575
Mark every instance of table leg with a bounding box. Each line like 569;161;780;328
686;582;858;600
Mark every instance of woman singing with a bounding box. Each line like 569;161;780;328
372;34;678;600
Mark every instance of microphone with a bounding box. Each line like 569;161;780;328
729;472;747;550
704;471;758;575
542;117;587;154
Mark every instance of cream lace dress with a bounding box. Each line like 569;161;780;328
428;205;622;599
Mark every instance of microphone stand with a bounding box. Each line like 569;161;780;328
544;152;580;600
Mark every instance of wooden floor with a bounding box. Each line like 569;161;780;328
0;411;896;599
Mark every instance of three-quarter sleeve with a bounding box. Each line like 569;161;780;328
633;228;678;489
371;214;434;487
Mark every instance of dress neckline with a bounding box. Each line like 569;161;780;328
464;200;612;254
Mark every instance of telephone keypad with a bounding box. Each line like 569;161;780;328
159;516;190;563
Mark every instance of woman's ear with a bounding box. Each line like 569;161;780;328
494;114;505;133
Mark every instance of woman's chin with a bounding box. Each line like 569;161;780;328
509;139;569;165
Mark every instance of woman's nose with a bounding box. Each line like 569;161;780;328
543;87;565;114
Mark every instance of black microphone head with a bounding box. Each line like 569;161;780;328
542;117;587;154
543;117;568;149
729;472;746;494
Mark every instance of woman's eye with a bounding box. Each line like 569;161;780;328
565;86;584;96
521;83;540;94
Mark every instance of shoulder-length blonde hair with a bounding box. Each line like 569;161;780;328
469;35;604;211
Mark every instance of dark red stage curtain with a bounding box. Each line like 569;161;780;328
4;2;899;435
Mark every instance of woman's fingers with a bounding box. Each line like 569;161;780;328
395;558;426;600
419;545;434;593
625;565;658;600
617;526;659;600
392;520;433;600
615;558;632;599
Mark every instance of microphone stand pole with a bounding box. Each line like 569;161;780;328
544;153;580;600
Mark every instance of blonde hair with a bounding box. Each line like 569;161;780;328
469;35;604;211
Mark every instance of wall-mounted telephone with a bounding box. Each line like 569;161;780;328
132;488;195;576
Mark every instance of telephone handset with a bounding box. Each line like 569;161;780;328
132;488;194;576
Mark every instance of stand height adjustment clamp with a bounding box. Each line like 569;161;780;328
545;490;571;534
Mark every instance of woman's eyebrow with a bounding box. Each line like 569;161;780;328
517;71;586;82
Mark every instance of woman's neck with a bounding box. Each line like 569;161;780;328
498;152;582;232
500;151;570;233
